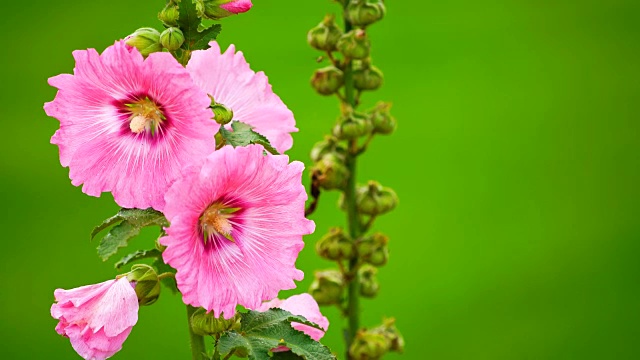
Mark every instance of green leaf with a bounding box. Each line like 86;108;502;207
271;352;305;360
114;248;162;270
193;23;222;50
93;208;169;261
217;309;335;360
219;121;280;155
178;0;222;51
153;257;179;294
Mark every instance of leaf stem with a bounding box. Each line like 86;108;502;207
186;305;206;360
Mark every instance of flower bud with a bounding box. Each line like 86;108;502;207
211;102;234;125
125;27;162;57
359;264;379;298
126;264;161;306
309;269;344;306
355;181;398;216
158;4;180;27
310;136;347;162
349;329;390;360
371;318;405;353
308;14;344;52
160;27;185;51
316;227;355;261
337;29;370;59
353;65;384;91
369;102;397;134
196;0;253;20
311;153;350;190
190;308;241;336
311;66;344;96
356;232;389;267
346;0;386;27
333;111;373;140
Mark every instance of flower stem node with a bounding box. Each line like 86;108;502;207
196;0;253;20
309;269;345;306
349;328;390;360
346;0;387;27
126;264;161;306
308;14;344;52
316;227;356;261
311;66;344;96
159;4;180;27
371;318;405;353
160;27;185;52
125;28;162;57
311;153;350;190
369;102;397;135
190;308;241;337
356;181;398;216
356;232;389;267
310;136;347;162
337;29;370;60
211;102;234;125
353;65;384;91
359;264;379;298
332;111;373;140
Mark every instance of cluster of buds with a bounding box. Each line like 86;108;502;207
349;318;404;359
125;26;185;56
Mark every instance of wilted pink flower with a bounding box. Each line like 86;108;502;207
187;42;297;153
256;293;329;341
51;278;139;360
44;40;217;211
220;0;253;14
160;145;315;318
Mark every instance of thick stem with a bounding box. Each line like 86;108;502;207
186;305;206;360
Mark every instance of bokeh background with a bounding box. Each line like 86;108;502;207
1;0;639;359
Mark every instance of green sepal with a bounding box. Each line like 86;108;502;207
216;309;335;360
219;121;279;155
177;0;222;51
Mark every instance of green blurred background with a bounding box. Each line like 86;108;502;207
1;0;639;359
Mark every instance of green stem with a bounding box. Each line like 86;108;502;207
186;305;206;360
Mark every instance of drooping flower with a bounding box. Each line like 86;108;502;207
187;41;297;153
44;40;217;211
256;293;329;341
51;277;139;360
160;145;315;318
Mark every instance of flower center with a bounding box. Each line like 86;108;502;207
199;203;240;244
126;97;165;135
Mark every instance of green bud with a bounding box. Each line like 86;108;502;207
356;181;398;216
310;136;347;162
190;308;241;336
353;65;384;91
311;66;344;96
337;29;370;59
311;153;350;190
158;4;180;27
195;0;249;20
369;101;397;134
126;264;161;306
160;27;185;51
346;0;386;27
316;227;355;261
359;264;379;298
211;103;234;125
357;232;389;267
349;329;390;360
309;269;344;306
371;318;405;353
125;27;162;57
333;111;373;140
308;14;344;52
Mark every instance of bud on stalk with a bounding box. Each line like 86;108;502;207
310;136;347;162
160;27;185;51
357;232;389;267
125;28;162;57
359;264;380;298
311;153;350;190
311;66;344;95
355;181;398;216
126;264;161;306
196;0;253;20
369;102;397;134
190;308;241;336
316;227;355;261
346;0;386;27
333;111;373;140
349;329;390;360
353;65;384;91
158;4;180;27
309;269;345;306
308;14;344;52
337;29;370;60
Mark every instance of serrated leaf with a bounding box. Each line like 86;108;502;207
153;257;179;294
93;208;168;261
193;23;222;50
217;309;335;360
219;121;280;155
114;249;162;270
178;0;222;51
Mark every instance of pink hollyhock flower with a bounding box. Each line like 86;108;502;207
160;145;315;318
220;0;253;14
256;293;329;342
187;42;297;153
51;277;139;360
44;41;217;211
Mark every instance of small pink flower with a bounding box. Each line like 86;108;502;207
160;145;315;318
256;293;329;342
220;0;253;14
51;278;139;360
44;40;217;211
187;42;297;153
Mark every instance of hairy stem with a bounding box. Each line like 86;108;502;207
186;305;206;360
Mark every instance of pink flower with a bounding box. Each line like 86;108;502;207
187;42;297;153
160;145;315;318
51;278;139;360
256;293;329;341
44;41;217;211
220;0;253;14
